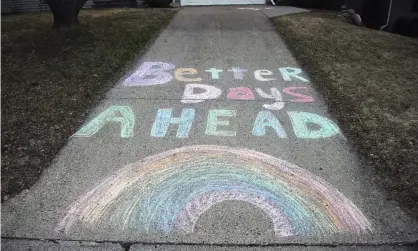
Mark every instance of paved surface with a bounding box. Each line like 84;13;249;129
2;239;417;251
2;6;418;251
261;6;310;18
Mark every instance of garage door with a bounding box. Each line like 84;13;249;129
181;0;265;6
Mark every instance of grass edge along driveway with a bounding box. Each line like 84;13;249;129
1;8;177;201
272;11;418;220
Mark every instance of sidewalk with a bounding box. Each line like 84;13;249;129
2;6;417;251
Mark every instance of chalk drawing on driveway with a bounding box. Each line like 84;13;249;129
57;145;372;237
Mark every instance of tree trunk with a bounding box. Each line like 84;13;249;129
47;0;88;28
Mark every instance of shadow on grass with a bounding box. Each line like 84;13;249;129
1;8;177;200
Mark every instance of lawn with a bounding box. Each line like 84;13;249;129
1;8;177;200
272;12;418;219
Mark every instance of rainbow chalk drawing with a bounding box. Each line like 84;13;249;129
57;145;372;237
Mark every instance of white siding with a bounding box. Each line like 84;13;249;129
88;0;145;8
2;0;19;13
1;0;46;13
85;0;94;8
1;0;94;14
181;0;265;6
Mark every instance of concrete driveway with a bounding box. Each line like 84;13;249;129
2;6;417;251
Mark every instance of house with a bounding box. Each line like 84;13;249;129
176;0;266;5
275;0;344;10
346;0;418;35
1;0;268;12
274;0;417;36
2;0;416;37
1;0;93;13
0;0;340;13
0;0;144;13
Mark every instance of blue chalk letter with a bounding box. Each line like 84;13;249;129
151;108;195;138
252;111;287;138
228;67;248;80
288;111;340;138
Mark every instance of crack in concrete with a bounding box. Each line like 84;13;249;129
2;236;417;248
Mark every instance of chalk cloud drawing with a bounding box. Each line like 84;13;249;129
57;145;372;237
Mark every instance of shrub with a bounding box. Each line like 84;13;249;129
393;17;418;37
144;0;171;7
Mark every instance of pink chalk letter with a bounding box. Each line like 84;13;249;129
283;87;314;102
227;87;255;100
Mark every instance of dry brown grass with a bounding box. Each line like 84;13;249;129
273;11;418;219
1;8;177;200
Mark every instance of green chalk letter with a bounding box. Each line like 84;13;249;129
206;110;236;137
73;106;134;138
252;111;287;138
288;111;340;138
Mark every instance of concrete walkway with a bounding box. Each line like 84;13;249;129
260;6;310;18
2;6;417;251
